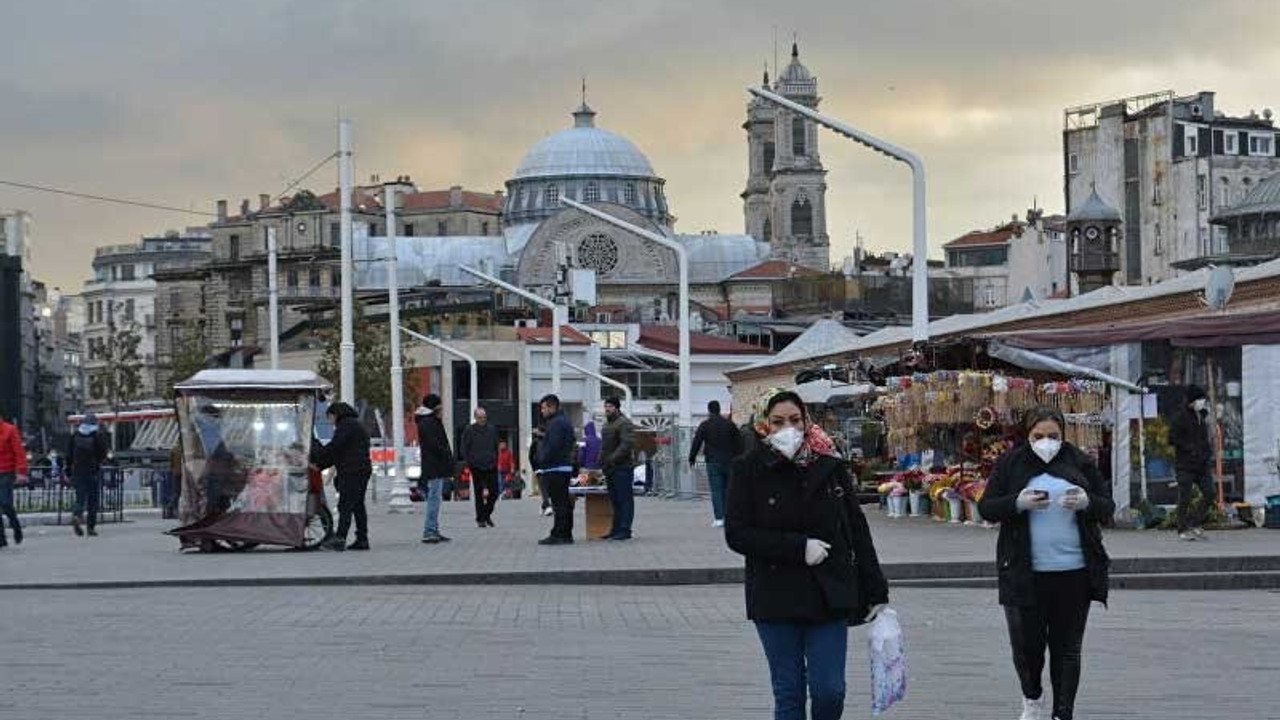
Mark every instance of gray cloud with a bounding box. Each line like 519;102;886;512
2;0;1278;290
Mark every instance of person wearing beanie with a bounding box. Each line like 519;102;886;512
1169;386;1214;540
66;412;109;537
310;402;372;550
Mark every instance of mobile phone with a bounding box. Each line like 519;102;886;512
1031;490;1049;501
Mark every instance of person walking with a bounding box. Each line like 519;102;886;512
1169;386;1214;541
535;394;576;545
689;399;744;528
979;406;1113;720
461;406;501;528
415;394;454;544
0;413;29;548
497;440;516;498
599;397;636;540
65;413;109;537
309;402;372;551
726;389;889;720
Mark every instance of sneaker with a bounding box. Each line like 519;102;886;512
347;540;370;551
609;534;632;541
323;537;347;551
1178;531;1199;541
712;519;725;528
541;507;553;517
421;534;442;544
1020;696;1045;720
72;516;84;537
538;536;573;545
1192;526;1207;539
11;525;21;545
438;534;452;542
87;527;99;537
485;519;495;528
477;521;487;528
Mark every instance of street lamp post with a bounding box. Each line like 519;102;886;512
562;359;632;417
401;326;479;419
381;180;414;512
266;227;280;369
337;119;356;404
458;264;563;395
746;87;930;342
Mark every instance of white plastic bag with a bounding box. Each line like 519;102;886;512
866;607;907;715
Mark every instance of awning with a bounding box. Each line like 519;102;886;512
988;341;1144;393
982;310;1280;349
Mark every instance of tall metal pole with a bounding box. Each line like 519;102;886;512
402;326;479;419
266;226;280;369
458;265;561;395
746;87;930;341
384;182;410;511
338;119;355;404
560;198;689;427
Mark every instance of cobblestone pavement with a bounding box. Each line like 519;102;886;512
4;496;1277;587
2;585;1276;719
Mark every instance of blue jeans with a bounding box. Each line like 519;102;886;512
420;478;444;537
607;467;634;538
706;462;730;521
755;620;848;720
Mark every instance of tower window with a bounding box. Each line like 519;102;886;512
437;220;448;236
762;217;772;243
792;117;806;157
623;183;636;204
763;142;775;173
584;182;599;203
545;184;559;207
791;197;813;237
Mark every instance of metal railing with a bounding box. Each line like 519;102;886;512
12;466;164;524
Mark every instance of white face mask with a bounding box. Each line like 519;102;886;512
1031;438;1062;464
1192;399;1207;413
767;426;805;460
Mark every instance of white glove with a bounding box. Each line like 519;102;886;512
1061;487;1090;511
804;538;831;566
864;603;889;622
1016;488;1051;512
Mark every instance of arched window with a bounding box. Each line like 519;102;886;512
792;117;806;157
623;183;636;205
762;217;772;243
584;182;599;203
791;197;813;237
545;184;559;207
763;141;775;173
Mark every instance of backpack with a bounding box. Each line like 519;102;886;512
73;432;99;463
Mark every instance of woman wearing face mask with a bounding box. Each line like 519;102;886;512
979;406;1114;720
726;389;889;720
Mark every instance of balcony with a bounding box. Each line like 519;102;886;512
1068;252;1119;273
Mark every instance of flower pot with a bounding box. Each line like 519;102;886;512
890;495;908;517
947;497;963;524
908;491;925;517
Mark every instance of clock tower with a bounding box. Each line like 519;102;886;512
1066;187;1123;295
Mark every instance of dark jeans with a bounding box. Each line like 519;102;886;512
335;476;369;543
73;473;101;529
471;468;499;522
1175;469;1215;532
538;473;550;510
706;461;730;521
755;620;848;720
1004;569;1092;720
541;471;572;539
606;467;634;538
0;473;19;544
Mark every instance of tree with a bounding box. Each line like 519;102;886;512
164;324;210;400
98;322;143;413
316;300;418;417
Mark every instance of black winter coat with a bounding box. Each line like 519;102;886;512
310;416;371;488
460;422;499;471
726;446;889;624
416;410;455;480
535;411;575;471
689;414;743;466
66;429;109;479
1169;407;1212;474
978;442;1113;607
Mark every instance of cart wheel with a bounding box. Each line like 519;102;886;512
302;504;334;551
210;539;259;552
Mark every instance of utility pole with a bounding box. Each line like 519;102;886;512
338;119;355;404
383;179;413;511
266;226;280;369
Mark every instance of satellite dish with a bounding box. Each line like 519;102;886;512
1204;265;1235;310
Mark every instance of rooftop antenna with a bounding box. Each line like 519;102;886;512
581;76;587;105
772;25;778;81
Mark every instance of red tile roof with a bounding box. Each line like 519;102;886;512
636;325;772;355
516;326;593;346
727;260;825;281
944;223;1024;249
302;187;504;215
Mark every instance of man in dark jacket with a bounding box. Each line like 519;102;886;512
461;405;500;528
535;394;576;545
66;412;110;537
0;413;29;547
310;402;372;551
1169;386;1215;540
600;397;636;540
415;394;453;544
689;400;743;528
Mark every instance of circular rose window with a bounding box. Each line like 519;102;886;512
577;233;619;274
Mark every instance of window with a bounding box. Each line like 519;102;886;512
1224;132;1239;155
1067;153;1079;174
623;183;636;204
763;142;775;173
309;268;321;289
1221;177;1231;207
1154;222;1163;255
229;234;240;261
983;286;998;307
792;117;807;157
481;221;490;235
1250;134;1274;156
370;223;380;236
545;184;559;207
124;299;135;322
1152;173;1162;205
436;220;447;236
791;197;813;237
404;223;415;237
1197;174;1207;210
331;267;341;289
762;217;772;243
287;269;299;289
121;265;136;281
584;182;599;202
1185;126;1199;156
330;222;340;247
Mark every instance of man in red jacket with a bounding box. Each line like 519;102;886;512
0;413;28;547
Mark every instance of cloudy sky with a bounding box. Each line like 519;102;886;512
4;0;1279;291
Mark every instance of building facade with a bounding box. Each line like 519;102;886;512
1064;90;1280;286
936;210;1068;310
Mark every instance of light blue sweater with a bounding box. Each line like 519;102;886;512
1025;473;1086;572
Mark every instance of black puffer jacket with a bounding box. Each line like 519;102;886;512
1169;407;1212;474
978;442;1113;607
416;409;455;480
310;416;371;488
726;446;889;624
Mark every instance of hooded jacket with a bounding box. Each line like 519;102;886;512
978;442;1113;607
416;407;455;479
66;423;109;479
309;415;371;485
0;419;28;475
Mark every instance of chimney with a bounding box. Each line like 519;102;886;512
216;200;228;222
494;189;504;198
259;194;271;211
449;185;463;209
240;199;250;218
